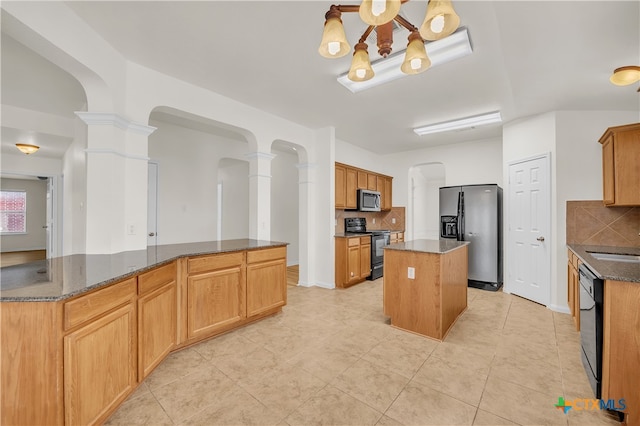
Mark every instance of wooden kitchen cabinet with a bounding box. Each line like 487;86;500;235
335;235;372;287
137;262;177;379
186;252;246;340
598;123;640;206
566;249;580;331
390;232;404;244
602;279;640;424
63;278;137;426
335;162;393;210
246;247;287;318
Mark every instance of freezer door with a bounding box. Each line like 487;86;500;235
439;186;461;217
462;185;500;283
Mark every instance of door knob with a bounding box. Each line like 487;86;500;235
148;232;155;237
537;236;545;242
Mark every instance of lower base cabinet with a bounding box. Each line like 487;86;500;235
1;245;287;426
335;236;371;288
64;302;137;426
567;249;580;331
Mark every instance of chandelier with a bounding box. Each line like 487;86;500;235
318;0;461;82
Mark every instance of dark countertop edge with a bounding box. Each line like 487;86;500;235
384;240;469;254
334;233;371;238
0;241;288;303
567;244;640;283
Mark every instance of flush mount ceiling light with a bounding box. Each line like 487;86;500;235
15;143;40;155
610;66;640;92
319;0;461;84
413;111;502;136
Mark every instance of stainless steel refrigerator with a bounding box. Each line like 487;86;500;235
439;184;503;291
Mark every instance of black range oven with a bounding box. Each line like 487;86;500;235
579;263;604;398
344;218;391;280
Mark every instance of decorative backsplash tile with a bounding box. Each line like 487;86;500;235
566;201;639;247
335;207;406;234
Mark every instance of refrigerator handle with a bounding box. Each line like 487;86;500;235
458;191;465;241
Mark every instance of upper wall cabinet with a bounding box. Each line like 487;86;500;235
598;123;640;206
335;162;392;211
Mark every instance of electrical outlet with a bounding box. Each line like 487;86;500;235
392;218;396;224
408;267;415;279
372;218;376;224
127;224;135;235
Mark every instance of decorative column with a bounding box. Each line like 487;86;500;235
75;112;156;254
245;151;276;241
295;162;317;287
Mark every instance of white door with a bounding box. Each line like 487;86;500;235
45;177;53;258
147;162;158;246
507;154;550;305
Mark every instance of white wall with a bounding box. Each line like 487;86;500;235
271;147;299;266
0;178;47;252
219;159;249;240
335;138;390;175
410;164;445;240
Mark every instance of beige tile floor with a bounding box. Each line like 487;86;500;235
107;280;622;426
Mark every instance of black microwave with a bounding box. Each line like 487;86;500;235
358;189;381;212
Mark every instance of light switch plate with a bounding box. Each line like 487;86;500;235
408;267;415;279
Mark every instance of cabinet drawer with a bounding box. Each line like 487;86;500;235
188;252;244;275
64;278;136;331
348;237;360;247
360;236;371;245
138;262;176;295
247;246;286;264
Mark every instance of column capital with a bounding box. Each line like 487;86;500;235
74;112;157;136
244;151;276;161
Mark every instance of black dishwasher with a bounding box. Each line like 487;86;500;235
579;263;604;398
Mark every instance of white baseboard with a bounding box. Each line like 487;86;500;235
548;303;570;314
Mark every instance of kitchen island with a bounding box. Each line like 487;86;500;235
1;240;287;426
383;239;469;341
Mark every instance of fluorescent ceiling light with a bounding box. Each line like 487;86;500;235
413;111;502;136
337;27;472;93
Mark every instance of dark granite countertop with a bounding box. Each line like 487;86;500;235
384;239;469;254
334;233;372;238
567;244;640;283
0;239;288;302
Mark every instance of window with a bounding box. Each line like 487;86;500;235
0;190;27;233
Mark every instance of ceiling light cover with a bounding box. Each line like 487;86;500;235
610;66;640;86
414;111;502;136
318;12;350;58
15;143;40;155
420;0;461;41
400;32;431;75
338;27;472;93
348;43;375;81
359;0;402;26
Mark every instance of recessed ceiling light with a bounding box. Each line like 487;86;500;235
413;111;502;136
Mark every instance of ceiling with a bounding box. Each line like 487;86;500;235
1;1;639;160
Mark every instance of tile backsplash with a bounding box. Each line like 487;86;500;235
566;200;639;247
335;207;405;234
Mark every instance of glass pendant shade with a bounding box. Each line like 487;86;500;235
347;43;375;82
610;66;640;86
15;143;39;155
359;0;401;26
419;0;460;41
318;16;350;58
401;32;431;75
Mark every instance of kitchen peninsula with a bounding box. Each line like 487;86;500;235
383;239;469;341
1;240;287;426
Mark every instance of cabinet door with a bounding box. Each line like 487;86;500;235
64;303;136;426
187;266;245;339
357;171;368;189
383;177;392;210
614;129;640;205
367;173;378;190
346;167;358;209
138;282;176;379
335;164;346;208
347;244;361;283
360;243;371;279
247;258;286;318
602;135;615;205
